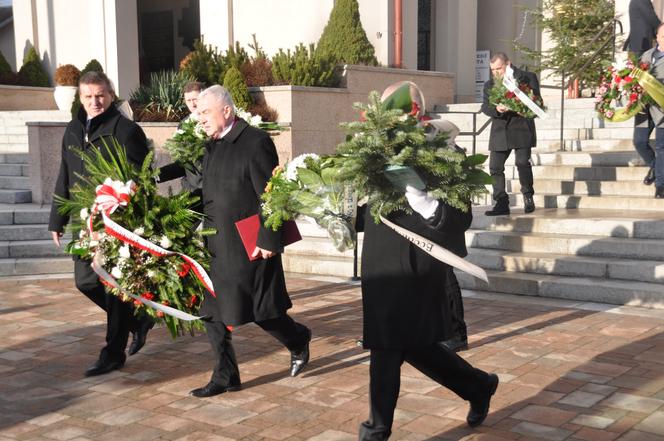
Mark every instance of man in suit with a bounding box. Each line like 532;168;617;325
624;0;660;56
49;71;152;376
357;191;498;440
481;52;540;216
189;85;311;398
634;23;664;198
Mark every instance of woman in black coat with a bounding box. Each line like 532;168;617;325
189;85;311;398
357;190;499;440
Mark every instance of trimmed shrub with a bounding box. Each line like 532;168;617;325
241;58;274;87
272;43;338;87
223;66;252;110
248;101;279;123
17;47;50;87
180;40;225;86
0;50;18;85
316;0;378;66
54;64;81;86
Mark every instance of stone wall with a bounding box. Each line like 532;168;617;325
0;85;58;111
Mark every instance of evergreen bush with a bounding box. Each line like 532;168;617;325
316;0;378;66
130;70;193;122
180;40;225;86
17;47;50;87
223;66;252;110
272;43;338;87
0;50;18;85
241;34;274;87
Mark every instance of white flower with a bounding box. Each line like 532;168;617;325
78;230;86;239
80;208;89;220
250;114;263;126
147;269;156;278
111;266;123;279
133;227;145;236
285;153;320;181
160;235;172;249
119;244;131;259
612;59;628;73
175;129;184;135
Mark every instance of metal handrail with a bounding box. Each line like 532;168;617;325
436;18;623;153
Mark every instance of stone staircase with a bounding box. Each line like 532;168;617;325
0;110;73;279
283;98;664;309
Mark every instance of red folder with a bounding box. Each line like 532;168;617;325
234;214;302;261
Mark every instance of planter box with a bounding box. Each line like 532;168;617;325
0;85;58;111
28;65;455;203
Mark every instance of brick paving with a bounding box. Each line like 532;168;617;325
0;275;663;441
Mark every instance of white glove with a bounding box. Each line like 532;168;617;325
405;185;439;219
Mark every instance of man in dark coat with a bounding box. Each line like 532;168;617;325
358;187;498;440
49;71;152;376
190;85;311;398
481;52;540;216
624;0;660;56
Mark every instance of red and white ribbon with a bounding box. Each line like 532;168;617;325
88;178;216;298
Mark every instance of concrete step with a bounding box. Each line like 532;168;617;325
0;224;52;241
471;208;664;239
0;189;32;204
1;239;65;258
466;248;664;284
466;229;664;261
502;164;650;181
0;176;30;190
0;256;73;276
506;178;656;197
502;192;664;212
520;151;638;167
0;204;50;225
0;153;29;164
0;163;29;176
456;269;664;308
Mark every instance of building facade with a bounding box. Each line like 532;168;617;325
4;0;645;102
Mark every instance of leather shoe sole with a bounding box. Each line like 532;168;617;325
128;321;154;356
190;381;241;398
467;373;499;427
84;359;124;377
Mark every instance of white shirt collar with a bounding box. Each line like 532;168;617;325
216;118;235;140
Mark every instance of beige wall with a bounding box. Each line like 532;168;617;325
11;0;140;99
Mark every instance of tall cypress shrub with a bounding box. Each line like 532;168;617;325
316;0;378;65
223;66;252;110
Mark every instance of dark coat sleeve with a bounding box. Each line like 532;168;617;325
48;137;72;232
253;134;284;253
118;122;149;168
158;162;186;182
481;79;502;118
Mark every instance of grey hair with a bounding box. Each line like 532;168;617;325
199;85;235;112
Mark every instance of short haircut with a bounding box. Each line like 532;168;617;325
199;85;235;110
184;81;205;94
79;71;114;94
490;52;510;64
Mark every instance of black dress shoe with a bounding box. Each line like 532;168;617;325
190;379;241;398
84;358;125;377
656;186;664;198
644;168;656;185
467;373;499;427
485;198;510;216
439;336;469;352
128;320;154;356
290;328;311;377
523;195;535;213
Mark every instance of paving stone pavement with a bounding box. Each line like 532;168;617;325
1;274;664;441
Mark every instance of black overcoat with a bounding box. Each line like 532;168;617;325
200;118;291;325
623;0;660;54
359;203;472;349
481;66;540;152
48;105;149;233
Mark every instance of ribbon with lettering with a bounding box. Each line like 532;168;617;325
379;215;489;284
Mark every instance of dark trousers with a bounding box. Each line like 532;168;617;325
489;147;534;201
359;344;490;441
444;268;467;341
633;110;664;187
74;258;144;363
205;314;310;386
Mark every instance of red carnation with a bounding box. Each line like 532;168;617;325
640;62;650;70
188;294;198;307
506;91;516;99
141;291;155;300
177;262;192;277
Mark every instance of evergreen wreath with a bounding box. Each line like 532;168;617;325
336;91;492;223
56;141;214;337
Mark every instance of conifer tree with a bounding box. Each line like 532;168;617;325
316;0;378;66
17;47;49;87
223;66;252;110
516;0;615;88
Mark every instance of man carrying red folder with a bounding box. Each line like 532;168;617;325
189;85;312;398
